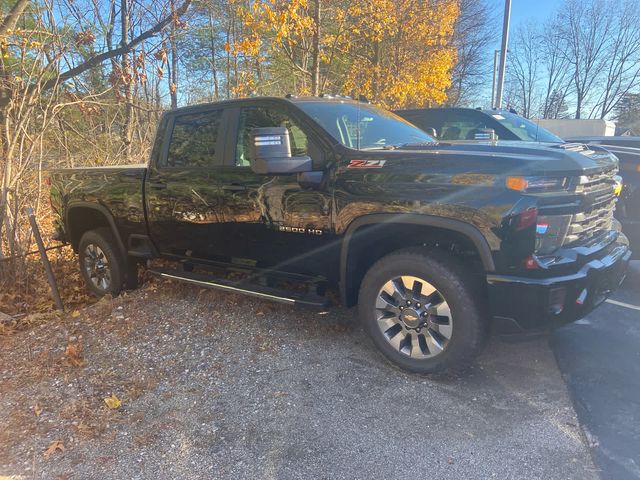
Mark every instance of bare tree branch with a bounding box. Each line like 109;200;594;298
40;0;192;91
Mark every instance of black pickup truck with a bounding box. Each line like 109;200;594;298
50;96;631;373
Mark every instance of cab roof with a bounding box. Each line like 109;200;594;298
166;95;364;116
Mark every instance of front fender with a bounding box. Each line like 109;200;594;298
338;213;496;305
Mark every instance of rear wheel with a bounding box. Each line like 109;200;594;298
358;248;488;374
78;228;126;297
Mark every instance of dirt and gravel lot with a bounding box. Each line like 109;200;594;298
1;279;597;480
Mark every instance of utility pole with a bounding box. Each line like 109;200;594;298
495;0;511;109
491;49;499;108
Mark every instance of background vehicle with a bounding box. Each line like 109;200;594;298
50;97;630;373
397;107;638;257
395;107;563;143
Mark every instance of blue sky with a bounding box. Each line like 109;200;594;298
478;0;563;107
510;0;561;24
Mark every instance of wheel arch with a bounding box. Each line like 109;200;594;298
66;203;127;258
339;214;495;307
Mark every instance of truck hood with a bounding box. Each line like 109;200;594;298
372;140;618;177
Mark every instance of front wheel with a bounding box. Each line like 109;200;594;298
78;227;126;297
358;248;488;374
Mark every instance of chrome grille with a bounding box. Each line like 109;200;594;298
563;169;618;246
575;168;617;197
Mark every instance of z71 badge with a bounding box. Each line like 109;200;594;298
347;159;386;169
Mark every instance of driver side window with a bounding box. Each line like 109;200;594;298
236;107;308;167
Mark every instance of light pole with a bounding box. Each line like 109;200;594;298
491;49;499;108
495;0;511;109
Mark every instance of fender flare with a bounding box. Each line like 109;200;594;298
66;202;127;258
339;213;496;304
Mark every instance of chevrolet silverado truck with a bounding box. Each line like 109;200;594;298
50;96;631;373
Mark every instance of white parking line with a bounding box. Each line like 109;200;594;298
606;299;640;311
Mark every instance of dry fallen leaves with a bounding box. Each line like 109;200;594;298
103;393;122;410
34;403;43;417
44;440;65;458
64;343;83;367
71;310;81;318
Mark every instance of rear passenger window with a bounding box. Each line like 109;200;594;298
166;110;222;167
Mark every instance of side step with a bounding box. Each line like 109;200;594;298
148;268;329;308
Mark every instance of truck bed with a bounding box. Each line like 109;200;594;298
49;164;149;251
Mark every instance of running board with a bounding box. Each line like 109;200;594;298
148;268;329;307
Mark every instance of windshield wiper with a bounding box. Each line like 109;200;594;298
397;141;437;148
360;141;437;151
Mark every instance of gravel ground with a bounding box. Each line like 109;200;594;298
1;279;597;480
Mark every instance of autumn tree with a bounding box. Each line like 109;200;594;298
0;0;192;265
539;15;571;119
508;23;540;118
557;0;613;119
588;0;640;119
226;0;458;108
446;0;496;106
227;0;325;96
340;0;458;109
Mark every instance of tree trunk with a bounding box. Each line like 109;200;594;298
575;92;582;119
310;0;321;96
121;0;133;159
169;0;178;109
0;45;12;258
225;23;231;98
0;0;30;35
207;9;220;100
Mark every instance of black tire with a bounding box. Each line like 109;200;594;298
358;248;488;374
78;227;126;297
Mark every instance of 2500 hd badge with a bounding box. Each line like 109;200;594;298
278;225;324;235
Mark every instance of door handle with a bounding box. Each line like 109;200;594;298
149;182;167;190
222;184;247;192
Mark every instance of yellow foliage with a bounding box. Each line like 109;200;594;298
103;393;122;409
341;0;459;109
228;0;458;106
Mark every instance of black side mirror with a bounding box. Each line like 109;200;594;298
249;127;312;174
425;127;438;138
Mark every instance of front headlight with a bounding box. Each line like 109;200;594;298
506;176;569;193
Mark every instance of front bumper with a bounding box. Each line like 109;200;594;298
487;236;631;333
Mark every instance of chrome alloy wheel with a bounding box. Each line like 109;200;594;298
375;276;453;359
83;244;111;291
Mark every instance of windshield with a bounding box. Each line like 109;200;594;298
488;111;563;143
296;101;435;150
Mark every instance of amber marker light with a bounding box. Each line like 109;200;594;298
506;176;528;191
614;176;623;197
